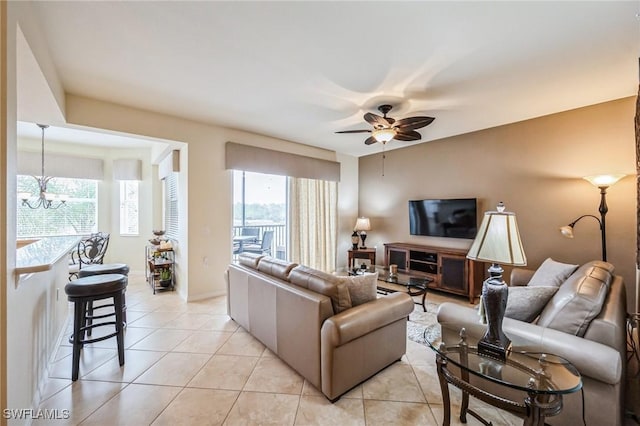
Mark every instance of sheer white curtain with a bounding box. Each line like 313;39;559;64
288;177;338;272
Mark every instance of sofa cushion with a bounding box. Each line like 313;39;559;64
256;257;298;281
505;286;558;322
238;252;265;269
337;272;378;306
536;261;614;336
527;258;578;287
289;265;352;313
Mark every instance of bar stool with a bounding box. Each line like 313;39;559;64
79;263;130;326
65;273;126;381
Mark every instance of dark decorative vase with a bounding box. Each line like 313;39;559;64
478;267;511;360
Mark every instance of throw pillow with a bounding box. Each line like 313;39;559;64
288;265;352;313
527;258;578;287
537;261;613;336
504;286;558;322
338;272;378;306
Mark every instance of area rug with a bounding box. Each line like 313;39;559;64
407;301;441;346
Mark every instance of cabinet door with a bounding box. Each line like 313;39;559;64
440;254;468;293
387;248;408;271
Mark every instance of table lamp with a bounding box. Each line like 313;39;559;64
467;202;527;360
354;217;371;249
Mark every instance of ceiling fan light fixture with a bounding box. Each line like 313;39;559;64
372;128;396;143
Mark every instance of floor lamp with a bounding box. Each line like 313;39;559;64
559;174;625;262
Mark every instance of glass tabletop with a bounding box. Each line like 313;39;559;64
355;266;433;288
426;329;582;395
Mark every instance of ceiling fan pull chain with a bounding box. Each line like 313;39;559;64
381;142;386;177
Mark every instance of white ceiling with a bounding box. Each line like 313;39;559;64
21;1;640;157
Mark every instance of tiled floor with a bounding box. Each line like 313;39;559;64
35;273;588;425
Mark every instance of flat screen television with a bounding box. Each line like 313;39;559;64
409;198;478;239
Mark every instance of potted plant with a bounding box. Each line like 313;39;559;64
159;268;172;287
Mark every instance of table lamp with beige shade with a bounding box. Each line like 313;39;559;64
466;202;527;360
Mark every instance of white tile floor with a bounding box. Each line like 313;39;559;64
34;272;552;425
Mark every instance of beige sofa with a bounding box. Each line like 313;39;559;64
437;260;627;426
226;253;414;401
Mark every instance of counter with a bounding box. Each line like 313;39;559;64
16;235;80;275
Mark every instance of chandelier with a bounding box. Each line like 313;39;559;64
17;124;68;209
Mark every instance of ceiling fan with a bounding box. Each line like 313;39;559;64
336;104;435;145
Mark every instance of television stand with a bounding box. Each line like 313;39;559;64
384;242;483;303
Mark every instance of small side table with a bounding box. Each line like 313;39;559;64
348;248;376;270
427;328;582;426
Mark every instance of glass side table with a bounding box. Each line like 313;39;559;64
426;328;582;426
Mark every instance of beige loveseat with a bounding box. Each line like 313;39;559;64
226;253;414;401
437;260;627;426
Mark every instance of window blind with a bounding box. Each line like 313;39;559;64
164;173;179;240
18;151;104;180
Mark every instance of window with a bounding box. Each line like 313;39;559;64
232;170;287;258
16;176;98;237
164;172;179;240
119;181;139;235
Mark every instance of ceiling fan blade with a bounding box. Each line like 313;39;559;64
393;116;435;131
335;130;371;134
364;136;378;145
393;130;421;141
364;112;391;128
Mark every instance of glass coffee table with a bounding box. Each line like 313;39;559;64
427;328;582;426
351;267;432;312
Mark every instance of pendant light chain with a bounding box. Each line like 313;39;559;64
381;142;386;177
40;124;47;178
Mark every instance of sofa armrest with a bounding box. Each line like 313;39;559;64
437;302;622;385
510;268;535;286
321;292;414;347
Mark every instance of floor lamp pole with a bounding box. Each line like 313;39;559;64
598;186;608;262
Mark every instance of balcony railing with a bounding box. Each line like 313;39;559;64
233;224;286;259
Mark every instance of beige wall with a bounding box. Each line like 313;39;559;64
336;153;360;271
359;97;637;311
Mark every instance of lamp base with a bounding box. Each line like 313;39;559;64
359;233;367;249
478;265;511;361
478;336;511;361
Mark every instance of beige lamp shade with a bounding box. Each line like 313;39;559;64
583;174;625;188
354;217;371;232
467;210;527;266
